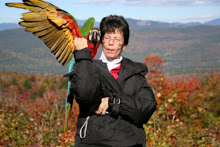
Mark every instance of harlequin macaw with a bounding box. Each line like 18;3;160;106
6;0;101;132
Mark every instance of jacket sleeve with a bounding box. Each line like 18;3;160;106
65;48;102;108
109;74;157;126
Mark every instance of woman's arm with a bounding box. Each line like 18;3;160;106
65;38;102;108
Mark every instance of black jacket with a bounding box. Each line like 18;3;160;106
64;48;157;147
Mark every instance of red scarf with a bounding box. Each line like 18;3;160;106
110;64;121;80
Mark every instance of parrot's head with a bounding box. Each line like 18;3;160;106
88;28;101;47
87;28;101;58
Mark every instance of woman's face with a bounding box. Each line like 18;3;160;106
102;29;126;60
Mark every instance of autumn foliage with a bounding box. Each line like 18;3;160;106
0;54;219;146
0;73;77;146
144;55;219;146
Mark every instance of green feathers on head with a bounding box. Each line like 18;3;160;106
80;17;95;38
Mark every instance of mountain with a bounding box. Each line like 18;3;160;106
126;18;175;30
126;18;220;29
77;19;100;28
0;25;220;75
1;17;220;31
0;19;99;31
0;23;22;31
0;28;68;75
205;18;220;26
126;25;220;74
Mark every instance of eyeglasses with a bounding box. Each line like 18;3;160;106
103;37;124;44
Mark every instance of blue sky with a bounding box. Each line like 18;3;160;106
1;0;220;24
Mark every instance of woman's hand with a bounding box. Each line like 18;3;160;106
74;37;88;50
95;97;109;115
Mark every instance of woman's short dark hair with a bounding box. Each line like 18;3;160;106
100;15;130;46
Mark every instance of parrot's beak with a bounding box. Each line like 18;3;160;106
89;29;101;46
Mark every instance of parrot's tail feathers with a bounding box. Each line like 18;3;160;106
64;103;72;133
69;58;75;72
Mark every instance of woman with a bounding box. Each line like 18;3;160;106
65;15;157;147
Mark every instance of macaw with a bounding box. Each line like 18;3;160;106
6;0;101;132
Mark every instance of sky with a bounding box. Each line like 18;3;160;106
0;0;220;24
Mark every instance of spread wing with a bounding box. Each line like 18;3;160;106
6;0;83;66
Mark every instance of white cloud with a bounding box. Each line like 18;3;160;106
176;14;220;22
74;0;220;6
76;0;118;5
123;0;220;6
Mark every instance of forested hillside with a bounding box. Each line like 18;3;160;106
0;25;220;75
0;28;67;75
126;25;220;74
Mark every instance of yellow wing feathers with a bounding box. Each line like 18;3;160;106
6;0;75;65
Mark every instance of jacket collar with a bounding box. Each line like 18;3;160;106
95;57;148;85
118;57;148;85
